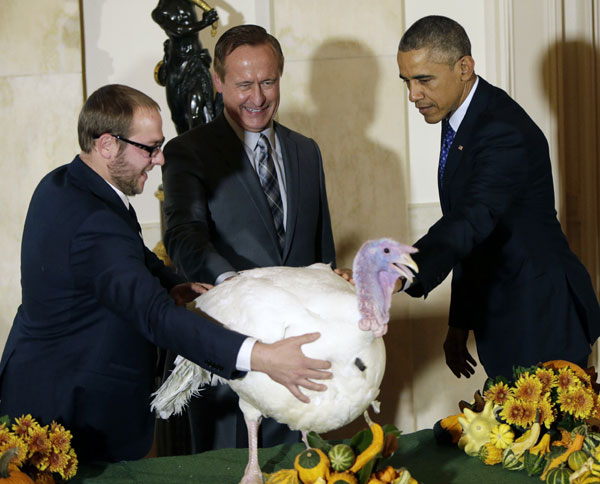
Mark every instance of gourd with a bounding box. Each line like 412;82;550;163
582;432;600;454
544;466;572;484
327;444;355;472
265;469;301;484
391;469;418;484
509;421;541;457
327;471;358;484
524;433;552;476
433;414;463;444
501;448;525;471
489;423;514;449
0;448;34;484
348;414;384;474
375;466;397;482
457;400;499;456
541;430;585;480
478;442;502;465
294;448;330;484
568;450;589;472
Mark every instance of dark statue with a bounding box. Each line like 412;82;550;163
152;0;223;134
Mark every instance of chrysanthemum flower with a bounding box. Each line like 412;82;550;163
12;414;37;439
0;438;28;466
63;448;78;480
49;422;72;453
27;425;51;456
47;449;69;476
0;424;12;448
514;373;543;402
558;386;595;419
535;368;557;393
501;398;528;427
537;396;556;429
35;471;56;484
484;382;514;405
557;367;579;391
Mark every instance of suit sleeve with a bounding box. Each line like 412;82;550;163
406;118;530;300
69;209;246;378
161;136;237;283
314;140;336;267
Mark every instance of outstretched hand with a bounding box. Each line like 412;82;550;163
251;332;332;403
169;282;213;306
334;268;354;285
443;326;477;378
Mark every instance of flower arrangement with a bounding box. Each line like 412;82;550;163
437;360;600;483
0;414;77;483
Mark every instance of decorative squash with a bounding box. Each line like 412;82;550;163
582;432;600;454
457;400;499;456
541;432;585;480
478;442;502;466
433;414;463;445
489;424;514;450
265;469;301;484
509;421;541;458
501;448;525;471
390;468;417;484
327;444;355;472
375;466;397;482
0;448;34;484
544;466;572;484
529;433;552;457
349;413;384;474
294;448;330;484
327;471;358;484
568;450;589;472
523;450;547;476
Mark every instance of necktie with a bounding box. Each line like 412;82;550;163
128;203;143;238
255;134;285;251
439;119;456;187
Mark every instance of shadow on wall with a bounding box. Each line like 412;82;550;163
540;39;600;295
279;38;416;436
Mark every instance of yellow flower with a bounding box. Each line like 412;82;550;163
49;422;72;453
0;438;28;467
0;424;12;448
513;373;543;402
556;367;579;391
535;368;557;393
27;425;51;456
34;471;55;484
558;385;595;419
47;449;69;477
500;398;537;428
537;396;556;429
12;414;38;439
63;448;78;480
484;382;514;405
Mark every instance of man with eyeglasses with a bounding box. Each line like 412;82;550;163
0;84;332;463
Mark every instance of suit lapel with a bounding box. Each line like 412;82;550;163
274;122;297;261
440;77;492;210
212;115;284;260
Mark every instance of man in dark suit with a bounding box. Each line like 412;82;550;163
396;16;600;379
0;84;331;463
161;25;337;450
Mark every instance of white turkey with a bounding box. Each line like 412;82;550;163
152;238;417;484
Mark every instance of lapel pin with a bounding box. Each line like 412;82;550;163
458;145;464;151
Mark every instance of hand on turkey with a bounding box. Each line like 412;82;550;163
169;282;213;306
443;326;477;378
334;267;354;284
251;332;332;403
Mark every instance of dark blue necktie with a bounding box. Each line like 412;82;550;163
255;134;285;251
439;119;456;187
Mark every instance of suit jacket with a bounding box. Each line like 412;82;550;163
161;113;336;283
0;156;247;462
407;77;600;378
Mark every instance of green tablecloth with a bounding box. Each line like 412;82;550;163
72;430;539;484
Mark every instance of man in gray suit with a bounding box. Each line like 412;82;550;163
161;25;336;451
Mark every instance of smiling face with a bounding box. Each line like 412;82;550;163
107;108;165;196
397;47;475;124
214;43;281;132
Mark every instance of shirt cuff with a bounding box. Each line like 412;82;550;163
236;337;257;372
215;271;238;285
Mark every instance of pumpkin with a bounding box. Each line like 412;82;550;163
327;444;355;472
432;414;463;445
294;448;330;484
327;471;358;484
544;466;572;484
265;469;301;484
0;448;34;484
478;442;502;466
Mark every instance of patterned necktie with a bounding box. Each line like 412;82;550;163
255;134;285;251
439;119;456;187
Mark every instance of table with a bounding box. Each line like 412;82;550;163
72;430;539;484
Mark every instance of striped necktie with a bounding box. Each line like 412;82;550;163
255;134;285;251
439;119;456;187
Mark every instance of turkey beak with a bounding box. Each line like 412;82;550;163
392;253;419;283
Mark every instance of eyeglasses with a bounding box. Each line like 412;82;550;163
112;135;164;158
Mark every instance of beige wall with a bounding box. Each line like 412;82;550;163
0;0;83;346
1;0;599;435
